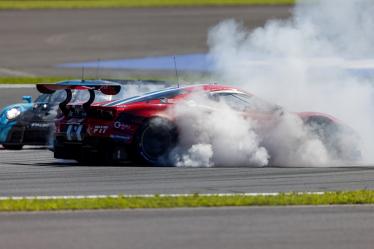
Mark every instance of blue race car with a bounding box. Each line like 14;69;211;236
0;79;167;150
0;92;66;149
0;80;111;150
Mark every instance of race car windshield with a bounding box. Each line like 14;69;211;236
213;92;280;113
34;94;50;103
35;91;67;104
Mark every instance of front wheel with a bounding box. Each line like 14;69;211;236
134;118;177;165
2;144;23;150
305;116;361;162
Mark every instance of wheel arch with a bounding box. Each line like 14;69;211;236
132;115;178;165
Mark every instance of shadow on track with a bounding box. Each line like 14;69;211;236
8;161;374;171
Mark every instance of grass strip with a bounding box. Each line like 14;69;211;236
0;76;173;84
0;190;373;212
0;0;294;10
0;77;77;84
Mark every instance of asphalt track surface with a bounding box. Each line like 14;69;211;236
1;206;374;249
0;6;291;77
0;147;373;196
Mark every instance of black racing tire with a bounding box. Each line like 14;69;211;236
134;118;177;166
2;144;23;150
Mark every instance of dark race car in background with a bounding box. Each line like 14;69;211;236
1;79;168;150
0;91;65;149
37;81;360;165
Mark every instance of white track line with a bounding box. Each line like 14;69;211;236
0;192;326;200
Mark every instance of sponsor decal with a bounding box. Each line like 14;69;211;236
66;124;84;141
30;123;50;128
113;121;131;130
93;125;109;134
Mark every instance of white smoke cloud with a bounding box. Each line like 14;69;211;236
173;0;374;167
204;0;374;165
173;144;214;167
262;112;331;166
170;93;269;167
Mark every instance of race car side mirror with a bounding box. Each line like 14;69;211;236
22;96;32;103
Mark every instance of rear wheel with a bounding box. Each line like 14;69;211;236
2;144;23;150
135;118;177;165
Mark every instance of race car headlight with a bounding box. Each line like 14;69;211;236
6;107;21;120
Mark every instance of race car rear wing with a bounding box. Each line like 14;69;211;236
36;80;121;115
37;81;121;95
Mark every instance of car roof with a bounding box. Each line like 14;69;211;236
102;84;246;107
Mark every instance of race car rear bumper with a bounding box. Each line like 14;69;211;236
53;135;131;162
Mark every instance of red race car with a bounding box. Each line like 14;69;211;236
37;81;359;165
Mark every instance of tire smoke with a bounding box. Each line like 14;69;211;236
170;94;269;167
173;0;374;167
